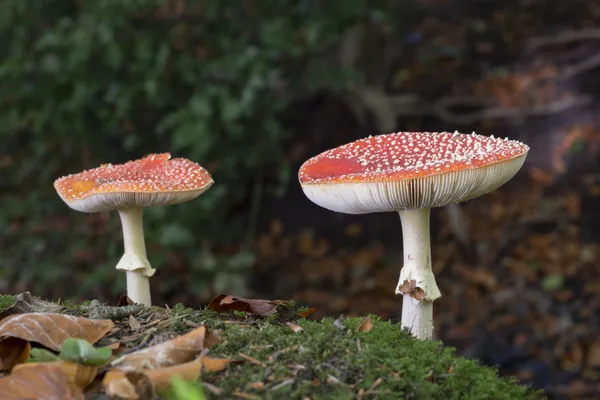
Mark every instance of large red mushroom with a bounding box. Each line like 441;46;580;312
299;131;529;339
54;153;214;306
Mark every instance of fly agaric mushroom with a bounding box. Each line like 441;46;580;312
54;153;214;306
298;131;529;340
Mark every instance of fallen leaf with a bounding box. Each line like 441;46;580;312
0;337;30;370
104;356;232;395
0;362;85;399
145;359;203;390
118;295;135;307
0;292;63;320
287;322;304;333
111;326;208;371
208;294;278;316
42;361;98;389
29;347;61;363
103;369;154;400
0;313;114;351
248;381;265;391
201;356;233;372
298;308;317;318
129;315;142;331
59;338;113;366
359;317;373;333
171;376;207;400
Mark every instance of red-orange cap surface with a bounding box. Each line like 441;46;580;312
299;131;529;213
54;153;214;213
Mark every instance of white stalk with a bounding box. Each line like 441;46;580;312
115;208;156;306
396;208;441;340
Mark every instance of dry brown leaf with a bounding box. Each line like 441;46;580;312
43;361;98;389
111;326;208;371
12;360;98;389
359;317;373;333
0;337;30;370
144;359;202;390
0;362;85;399
104;356;232;396
248;381;265;391
0;312;114;351
143;356;233;388
0;292;64;321
298;308;317;318
103;369;155;400
207;294;278;316
201;356;233;372
287;322;304;333
129;315;142;331
118;295;135;307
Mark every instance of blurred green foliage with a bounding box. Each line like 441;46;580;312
0;0;419;300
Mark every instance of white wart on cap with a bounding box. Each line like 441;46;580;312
54;153;214;213
298;131;529;213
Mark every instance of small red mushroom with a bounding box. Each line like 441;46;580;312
54;153;214;306
299;131;529;339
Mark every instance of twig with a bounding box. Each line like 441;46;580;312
87;300;145;320
343;86;591;129
527;28;600;49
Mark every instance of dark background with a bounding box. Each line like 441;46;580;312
1;1;600;398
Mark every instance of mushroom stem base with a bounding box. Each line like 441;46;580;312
396;208;440;340
116;208;155;306
126;271;152;307
401;295;434;340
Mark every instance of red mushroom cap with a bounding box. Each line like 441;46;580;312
298;131;529;213
54;153;214;213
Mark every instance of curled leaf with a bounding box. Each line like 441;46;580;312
0;292;63;321
104;356;231;397
103;369;154;400
29;347;61;363
0;337;30;370
111;326;209;371
207;294;278;316
0;313;114;351
0;362;87;399
59;338;113;366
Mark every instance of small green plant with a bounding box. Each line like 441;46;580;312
28;338;112;366
169;377;207;400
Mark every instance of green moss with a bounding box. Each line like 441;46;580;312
60;299;87;316
198;316;543;400
0;294;16;313
0;296;543;399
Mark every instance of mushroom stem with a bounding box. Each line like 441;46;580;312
116;208;156;306
396;208;441;340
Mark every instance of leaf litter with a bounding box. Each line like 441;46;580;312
0;292;328;399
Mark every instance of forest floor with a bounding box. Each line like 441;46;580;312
0;293;542;399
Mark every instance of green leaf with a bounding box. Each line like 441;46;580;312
541;274;564;292
169;376;207;400
28;348;60;363
59;338;112;366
